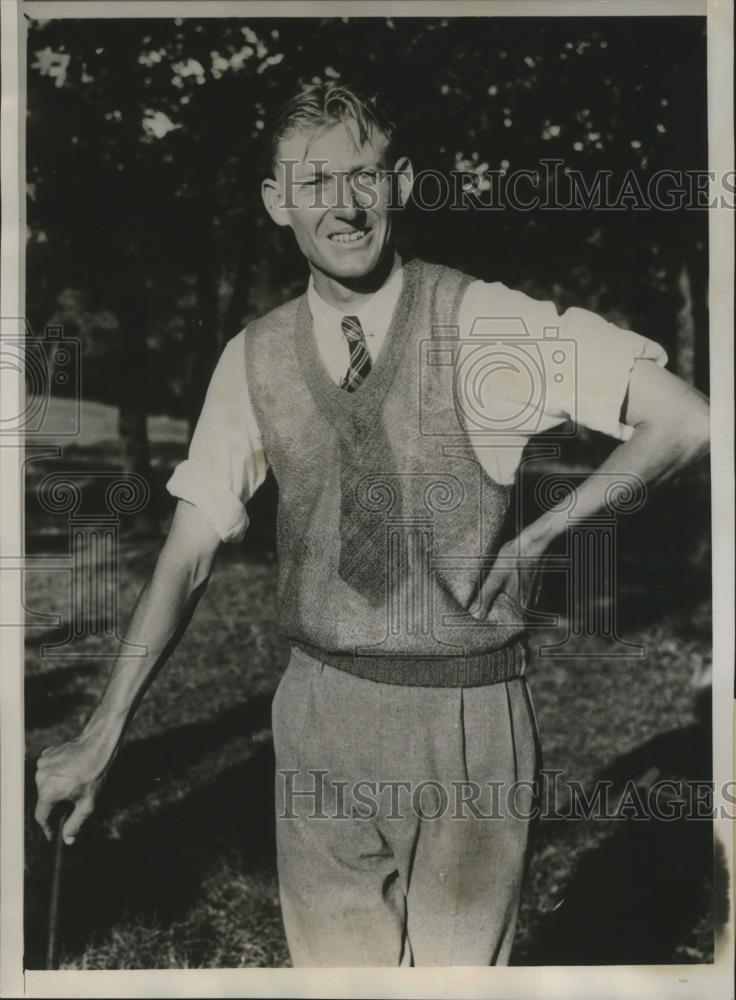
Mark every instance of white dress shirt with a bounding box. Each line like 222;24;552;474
166;259;668;543
306;260;404;381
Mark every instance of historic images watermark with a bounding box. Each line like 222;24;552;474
276;768;731;823
273;158;736;212
0;318;82;437
341;307;650;657
3;306;657;663
0;304;671;662
0;317;150;657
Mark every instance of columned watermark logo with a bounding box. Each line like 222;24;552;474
1;317;150;657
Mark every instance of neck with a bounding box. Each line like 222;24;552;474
310;250;399;311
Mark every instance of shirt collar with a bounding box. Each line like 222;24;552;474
306;253;404;339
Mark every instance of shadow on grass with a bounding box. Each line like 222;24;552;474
519;808;713;965
25;688;716;968
105;695;274;809
24;697;278;969
25;663;100;730
513;689;715;965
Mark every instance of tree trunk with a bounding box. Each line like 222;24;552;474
118;405;150;478
674;250;711;497
186;175;221;442
223;255;252;341
687;244;709;396
674;260;696;386
116;266;158;536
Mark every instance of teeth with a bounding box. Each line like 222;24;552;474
330;230;368;243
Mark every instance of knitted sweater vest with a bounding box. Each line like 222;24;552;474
245;259;527;686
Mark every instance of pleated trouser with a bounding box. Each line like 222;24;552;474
272;645;541;967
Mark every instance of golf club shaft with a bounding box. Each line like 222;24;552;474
45;810;67;970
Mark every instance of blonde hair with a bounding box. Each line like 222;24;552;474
265;80;397;174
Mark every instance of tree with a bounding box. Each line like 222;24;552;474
26;14;709;444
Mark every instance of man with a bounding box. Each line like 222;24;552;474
35;81;710;967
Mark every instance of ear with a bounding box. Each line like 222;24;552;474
261;177;292;228
392;156;414;208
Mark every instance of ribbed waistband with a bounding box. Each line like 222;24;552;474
289;640;528;688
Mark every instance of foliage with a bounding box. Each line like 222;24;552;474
27;14;709;435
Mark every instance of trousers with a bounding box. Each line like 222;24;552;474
271;645;542;967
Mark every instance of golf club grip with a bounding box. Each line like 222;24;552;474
45;808;69;970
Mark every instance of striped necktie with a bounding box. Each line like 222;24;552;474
340;315;372;391
336;314;392;604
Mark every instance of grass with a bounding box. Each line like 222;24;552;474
23;400;716;969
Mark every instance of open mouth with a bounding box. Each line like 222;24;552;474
328;228;370;245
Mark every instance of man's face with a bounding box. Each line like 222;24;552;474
263;120;410;284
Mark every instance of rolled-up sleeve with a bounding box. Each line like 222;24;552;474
458;281;669;484
166;329;269;543
553;305;668;440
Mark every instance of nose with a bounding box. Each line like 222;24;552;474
333;175;367;220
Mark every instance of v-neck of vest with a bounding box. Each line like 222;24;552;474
295;259;420;423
